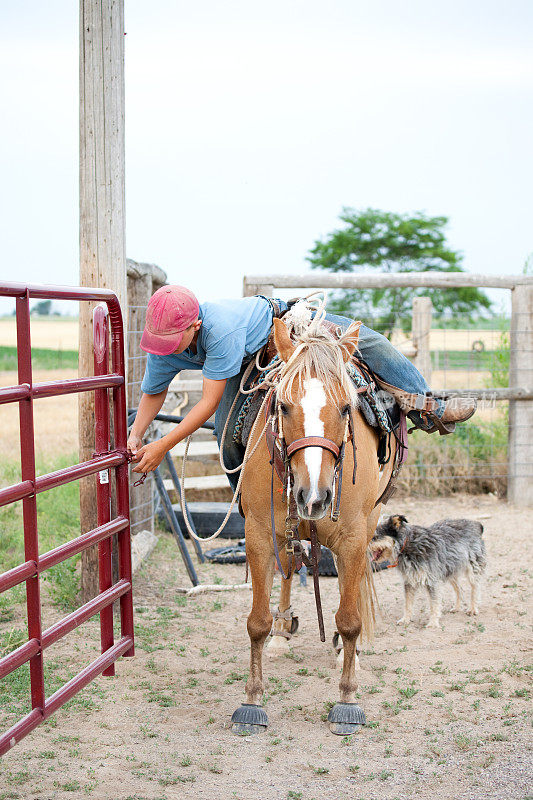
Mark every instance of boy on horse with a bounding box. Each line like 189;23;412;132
128;285;476;480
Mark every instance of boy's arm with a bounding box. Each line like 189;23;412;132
127;389;168;455
132;377;227;474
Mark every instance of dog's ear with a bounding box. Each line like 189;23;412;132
391;515;408;530
273;318;296;363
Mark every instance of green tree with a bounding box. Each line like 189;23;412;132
31;300;52;316
307;208;492;336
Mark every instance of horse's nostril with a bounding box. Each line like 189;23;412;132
297;488;305;506
324;489;332;507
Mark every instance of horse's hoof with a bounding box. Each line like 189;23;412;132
327;703;366;735
266;635;290;656
231;704;268;735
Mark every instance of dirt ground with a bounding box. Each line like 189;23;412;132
0;493;531;800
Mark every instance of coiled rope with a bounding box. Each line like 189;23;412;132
178;292;328;543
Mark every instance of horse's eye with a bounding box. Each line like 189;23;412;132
279;402;289;415
341;404;351;416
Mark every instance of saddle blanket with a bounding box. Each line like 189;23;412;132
233;356;397;449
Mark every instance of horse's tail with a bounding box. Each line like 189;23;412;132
357;553;377;643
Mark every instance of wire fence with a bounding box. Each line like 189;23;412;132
127;304;154;537
396;309;510;496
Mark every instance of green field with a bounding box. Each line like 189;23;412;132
0;454;81;618
0;346;78;371
431;349;496;370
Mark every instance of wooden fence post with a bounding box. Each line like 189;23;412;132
508;285;533;506
243;278;274;298
79;0;126;601
412;296;433;384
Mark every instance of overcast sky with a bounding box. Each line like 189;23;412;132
1;1;532;314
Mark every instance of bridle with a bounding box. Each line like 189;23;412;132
266;385;359;642
266;385;360;519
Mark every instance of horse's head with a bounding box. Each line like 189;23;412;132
272;316;361;520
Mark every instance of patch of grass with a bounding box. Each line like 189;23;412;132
147;689;177;707
454;734;474;751
5;771;30;787
43;558;80;611
0;652;105;730
284;649;304;663
0;628;26;658
0;345;78;371
224;671;246;685
398;416;507;496
134;623;165;653
398;685;419;699
448;682;467;692
309;765;329;775
0;454;81;616
58;781;81;793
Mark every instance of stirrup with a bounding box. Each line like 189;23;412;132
420;411;456;436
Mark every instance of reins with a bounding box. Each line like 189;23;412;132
147;298;407;646
267;387;357;642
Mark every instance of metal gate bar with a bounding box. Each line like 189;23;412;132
0;281;134;756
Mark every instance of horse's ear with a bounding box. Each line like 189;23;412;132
392;515;407;530
273;318;296;362
342;321;362;362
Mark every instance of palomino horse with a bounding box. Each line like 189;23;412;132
232;315;397;735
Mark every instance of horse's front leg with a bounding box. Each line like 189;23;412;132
328;534;369;735
231;532;274;734
266;548;298;656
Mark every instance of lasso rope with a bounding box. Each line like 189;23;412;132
178;292;330;543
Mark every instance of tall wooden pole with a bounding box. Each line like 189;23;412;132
412;296;433;384
79;0;126;601
508;285;533;506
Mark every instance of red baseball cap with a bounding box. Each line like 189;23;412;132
140;285;200;356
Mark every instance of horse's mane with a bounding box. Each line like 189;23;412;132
277;300;360;410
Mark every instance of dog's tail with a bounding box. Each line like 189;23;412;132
358;553;377;643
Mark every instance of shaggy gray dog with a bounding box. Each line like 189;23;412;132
370;515;486;628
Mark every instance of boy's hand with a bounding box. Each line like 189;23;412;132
127;432;144;459
132;440;167;474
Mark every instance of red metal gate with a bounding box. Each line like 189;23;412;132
0;282;134;756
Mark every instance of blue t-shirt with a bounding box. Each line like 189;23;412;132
141;296;273;394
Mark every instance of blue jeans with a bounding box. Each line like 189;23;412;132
325;312;444;421
215;302;443;491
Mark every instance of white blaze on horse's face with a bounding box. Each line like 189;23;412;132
301;378;326;509
295;377;332;519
